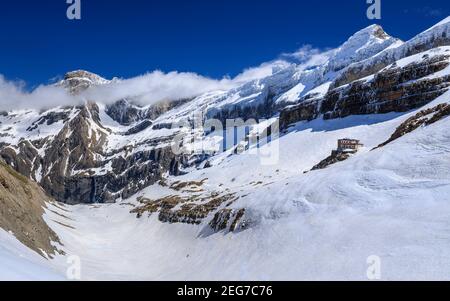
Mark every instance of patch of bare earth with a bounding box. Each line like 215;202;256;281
0;160;63;258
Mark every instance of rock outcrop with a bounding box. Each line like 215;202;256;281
106;98;191;126
0;160;61;257
310;151;352;171
58;70;110;94
0;102;185;204
376;102;450;148
105;99;148;126
281;52;450;129
131;180;239;227
209;208;247;233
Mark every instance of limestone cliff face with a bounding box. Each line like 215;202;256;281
0;69;190;204
0;160;61;257
0;102;184;204
105;100;148;126
280;52;450;129
106;98;191;126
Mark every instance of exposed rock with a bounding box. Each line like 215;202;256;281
310;151;351;171
376;103;450;148
105;99;147;126
27;109;72;132
58;70;109;94
124;120;153;136
209;208;247;232
131;192;238;226
280;54;450;129
1;103;185;204
203;161;212;169
106;98;191;126
280;101;318;130
0;160;62;258
209;98;276;125
145;98;192;120
332;21;450;88
170;179;207;192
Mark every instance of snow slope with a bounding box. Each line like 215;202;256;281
2;92;450;281
0;230;63;281
27;91;450;281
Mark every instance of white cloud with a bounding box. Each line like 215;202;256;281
92;64;280;106
0;65;282;111
81;71;235;107
280;45;332;71
232;61;287;83
0;46;330;111
0;75;81;111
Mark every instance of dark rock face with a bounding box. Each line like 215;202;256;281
280;54;450;129
207;92;276;126
208;100;275;125
0;141;38;180
376;103;450;148
106;98;191;126
106;100;147;126
0;103;185;204
280;102;318;130
145;98;192;120
124;120;153;136
310;151;351;171
209;208;246;232
27;110;71;132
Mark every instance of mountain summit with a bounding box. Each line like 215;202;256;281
328;24;401;71
58;70;110;94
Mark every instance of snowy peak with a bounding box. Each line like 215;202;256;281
58;70;110;94
425;16;450;32
353;24;391;40
64;70;109;84
328;24;401;71
410;16;450;44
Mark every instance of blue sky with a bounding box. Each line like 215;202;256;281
0;0;449;87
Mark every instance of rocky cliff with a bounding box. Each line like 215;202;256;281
0;102;184;204
0;73;188;204
0;160;61;257
280;49;450;129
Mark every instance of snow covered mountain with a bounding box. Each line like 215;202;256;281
2;18;450;280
